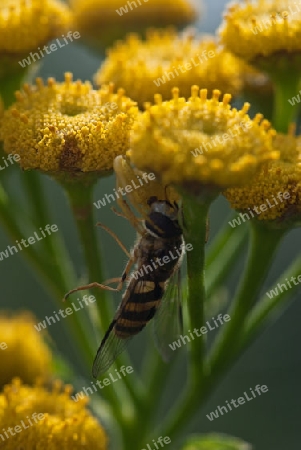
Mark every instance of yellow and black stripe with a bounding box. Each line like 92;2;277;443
115;280;165;338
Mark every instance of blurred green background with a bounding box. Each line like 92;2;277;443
1;1;301;449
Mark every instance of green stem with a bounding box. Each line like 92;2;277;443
270;70;301;132
63;181;144;423
0;184;94;370
146;194;212;445
242;253;301;349
182;195;210;384
208;221;286;378
206;217;248;298
133;347;178;449
206;212;244;268
150;221;285;445
22;171;75;288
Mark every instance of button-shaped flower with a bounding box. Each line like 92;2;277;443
224;130;301;227
0;312;52;386
0;378;108;449
0;73;138;175
70;0;198;51
219;0;301;62
0;0;72;55
128;86;278;191
95;29;243;108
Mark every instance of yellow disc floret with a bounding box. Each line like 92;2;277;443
128;86;278;189
224;130;301;225
95;29;243;108
0;73;138;173
0;312;52;386
0;378;108;450
219;0;301;61
0;0;72;54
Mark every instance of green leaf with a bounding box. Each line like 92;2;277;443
181;433;252;450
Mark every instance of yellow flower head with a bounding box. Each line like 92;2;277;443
95;29;243;108
0;312;52;386
70;0;198;50
219;0;301;62
224;129;301;225
0;73;138;175
0;0;72;55
128;86;278;190
0;378;108;450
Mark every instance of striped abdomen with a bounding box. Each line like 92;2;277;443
114;279;165;338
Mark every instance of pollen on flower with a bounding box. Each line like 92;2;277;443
0;378;108;450
219;0;301;61
0;72;138;173
0;312;52;386
95;29;243;108
128;86;278;189
224;131;301;224
0;0;72;54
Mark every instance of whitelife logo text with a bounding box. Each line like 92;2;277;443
140;436;171;450
34;295;96;331
0;224;58;262
206;384;269;421
18;31;81;68
93;172;155;209
266;274;301;299
153;50;215;87
71;366;134;401
0;413;44;443
116;0;149;16
169;313;231;351
0;154;20;171
132;242;193;280
191;120;253;157
228;191;290;228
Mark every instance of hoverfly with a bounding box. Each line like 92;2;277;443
64;156;184;378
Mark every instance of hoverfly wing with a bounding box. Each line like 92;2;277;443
153;269;182;362
92;319;132;378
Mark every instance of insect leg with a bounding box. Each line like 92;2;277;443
63;281;123;301
115;196;146;235
111;206;144;223
96;222;131;258
63;254;136;301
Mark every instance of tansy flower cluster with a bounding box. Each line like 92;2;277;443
0;312;52;386
0;73;138;173
219;0;301;62
128;86;279;190
95;29;243;108
224;131;301;225
0;378;108;450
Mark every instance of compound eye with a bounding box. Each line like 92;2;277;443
147;196;158;206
